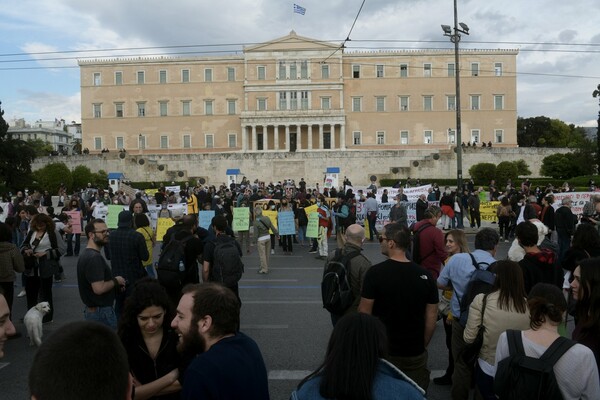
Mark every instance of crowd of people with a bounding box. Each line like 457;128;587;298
0;174;599;399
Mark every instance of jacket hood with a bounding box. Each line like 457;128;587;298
0;242;17;253
524;248;555;267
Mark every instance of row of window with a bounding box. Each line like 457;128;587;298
93;99;237;118
91;92;505;118
351;94;505;112
91;59;505;86
95;133;238;151
352;62;503;78
351;129;505;145
94;129;505;151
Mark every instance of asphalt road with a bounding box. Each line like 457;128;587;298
0;224;511;400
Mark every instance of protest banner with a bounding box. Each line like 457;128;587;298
278;211;296;235
304;204;318;216
155;217;175;241
199;210;215;229
232;207;250;231
306;212;319;238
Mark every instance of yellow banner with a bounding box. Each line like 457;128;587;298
263;210;278;234
156;217;175;241
480;201;500;222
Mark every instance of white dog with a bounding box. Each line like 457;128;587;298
23;302;51;347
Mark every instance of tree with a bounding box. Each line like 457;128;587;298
0;101;35;193
513;159;532;177
518;116;590;148
33;162;73;193
468;163;496;183
496;161;519;186
72;165;95;191
27;139;54;157
540;153;581;179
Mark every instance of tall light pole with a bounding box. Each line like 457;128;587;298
593;84;600;170
442;0;469;192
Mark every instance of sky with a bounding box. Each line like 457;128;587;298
1;0;599;127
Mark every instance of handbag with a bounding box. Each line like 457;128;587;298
461;293;489;365
37;257;60;279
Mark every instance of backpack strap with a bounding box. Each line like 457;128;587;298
539;336;575;366
506;329;525;357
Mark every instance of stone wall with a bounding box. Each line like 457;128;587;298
33;147;572;186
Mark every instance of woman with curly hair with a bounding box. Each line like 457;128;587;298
118;278;181;400
571;258;600;375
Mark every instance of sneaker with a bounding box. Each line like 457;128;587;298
308;249;318;254
270;249;275;255
505;239;509;243
17;289;26;298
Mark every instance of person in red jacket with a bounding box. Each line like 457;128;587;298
411;206;447;279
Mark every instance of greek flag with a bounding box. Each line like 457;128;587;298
293;3;306;15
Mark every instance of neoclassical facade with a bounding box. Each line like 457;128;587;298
79;32;518;155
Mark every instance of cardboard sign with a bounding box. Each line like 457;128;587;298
263;210;278;234
306;212;319;238
106;205;124;229
155;217;175;241
304;204;318;216
278;211;296;235
199;210;215;230
232;207;250;232
65;210;82;234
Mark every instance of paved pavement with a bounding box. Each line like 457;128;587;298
0;221;510;400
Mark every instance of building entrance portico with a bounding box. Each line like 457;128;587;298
241;117;346;152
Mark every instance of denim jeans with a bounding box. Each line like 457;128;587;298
84;306;117;330
297;225;307;244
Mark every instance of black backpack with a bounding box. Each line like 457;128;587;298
409;223;434;264
321;249;361;315
494;330;575;400
458;254;496;327
157;234;193;291
211;237;244;287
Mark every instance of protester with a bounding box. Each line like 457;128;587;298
0;288;17;357
118;278;182;400
291;313;425;399
0;222;25;317
254;206;278;274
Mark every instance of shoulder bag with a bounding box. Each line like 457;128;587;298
461;293;489;365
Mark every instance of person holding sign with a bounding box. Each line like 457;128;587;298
254;207;279;274
278;200;295;255
316;196;331;260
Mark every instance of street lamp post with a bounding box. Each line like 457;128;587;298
593;84;600;170
442;0;469;193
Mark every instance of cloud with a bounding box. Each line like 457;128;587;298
12;90;80;123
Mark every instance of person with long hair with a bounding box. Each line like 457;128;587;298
496;197;512;242
562;224;600;274
118;278;181;400
464;260;530;399
0;222;25;318
20;213;60;323
291;313;425;400
571;258;600;374
495;283;600;399
434;229;469;386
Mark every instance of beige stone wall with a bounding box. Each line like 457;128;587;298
33;147;572;187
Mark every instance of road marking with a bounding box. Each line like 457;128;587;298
242;279;298;282
269;370;312;380
0;362;9;370
243;300;321;304
271;267;323;270
243;324;289;329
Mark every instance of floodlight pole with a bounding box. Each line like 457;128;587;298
443;0;469;193
594;84;600;169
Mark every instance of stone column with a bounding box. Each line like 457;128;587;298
252;125;257;151
296;124;302;151
274;125;279;150
285;125;291;152
242;125;248;151
340;123;346;150
264;125;269;151
308;125;313;150
319;124;324;150
331;124;336;149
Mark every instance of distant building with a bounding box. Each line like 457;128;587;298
78;31;518;155
9;118;73;155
